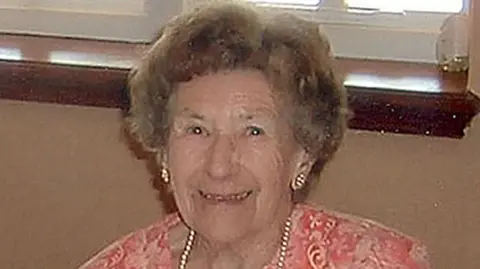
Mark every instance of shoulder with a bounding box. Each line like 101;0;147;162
291;203;431;269
77;213;180;269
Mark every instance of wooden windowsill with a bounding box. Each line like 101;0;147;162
0;33;479;138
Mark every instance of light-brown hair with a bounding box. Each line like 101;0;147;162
126;1;348;199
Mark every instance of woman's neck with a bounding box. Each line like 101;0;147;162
193;227;281;269
188;203;294;269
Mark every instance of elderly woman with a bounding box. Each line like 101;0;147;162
79;2;430;269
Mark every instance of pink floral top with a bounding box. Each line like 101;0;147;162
78;203;430;269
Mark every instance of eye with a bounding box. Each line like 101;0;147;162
186;125;208;136
246;126;264;136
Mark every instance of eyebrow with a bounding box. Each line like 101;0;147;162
175;107;205;120
237;108;277;121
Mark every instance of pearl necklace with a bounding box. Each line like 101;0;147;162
178;217;292;269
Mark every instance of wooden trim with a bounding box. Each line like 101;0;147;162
1;34;479;138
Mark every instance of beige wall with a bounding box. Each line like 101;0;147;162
0;99;479;269
0;101;163;269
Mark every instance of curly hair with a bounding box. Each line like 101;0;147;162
125;1;348;198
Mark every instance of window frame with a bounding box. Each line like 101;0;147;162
0;0;176;41
257;0;468;62
0;0;469;62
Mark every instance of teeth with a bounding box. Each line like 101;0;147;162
200;191;251;202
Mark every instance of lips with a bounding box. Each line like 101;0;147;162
199;190;253;202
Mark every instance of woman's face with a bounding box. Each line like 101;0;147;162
167;70;310;244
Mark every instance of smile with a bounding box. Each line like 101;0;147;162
199;190;253;202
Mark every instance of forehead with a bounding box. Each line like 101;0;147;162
173;70;279;117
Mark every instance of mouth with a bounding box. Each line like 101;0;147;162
198;190;253;203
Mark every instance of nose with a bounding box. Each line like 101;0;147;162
206;134;237;180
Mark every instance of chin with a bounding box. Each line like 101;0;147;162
199;226;249;245
191;213;257;245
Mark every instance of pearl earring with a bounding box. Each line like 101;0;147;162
291;173;306;191
161;167;170;184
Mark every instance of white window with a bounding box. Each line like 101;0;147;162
345;0;464;13
247;0;321;9
1;0;145;14
0;0;175;41
250;0;468;62
0;0;468;63
183;0;468;62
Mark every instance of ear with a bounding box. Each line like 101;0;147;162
294;148;315;176
155;148;168;167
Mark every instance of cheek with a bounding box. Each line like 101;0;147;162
239;139;290;190
166;138;210;222
167;138;208;193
